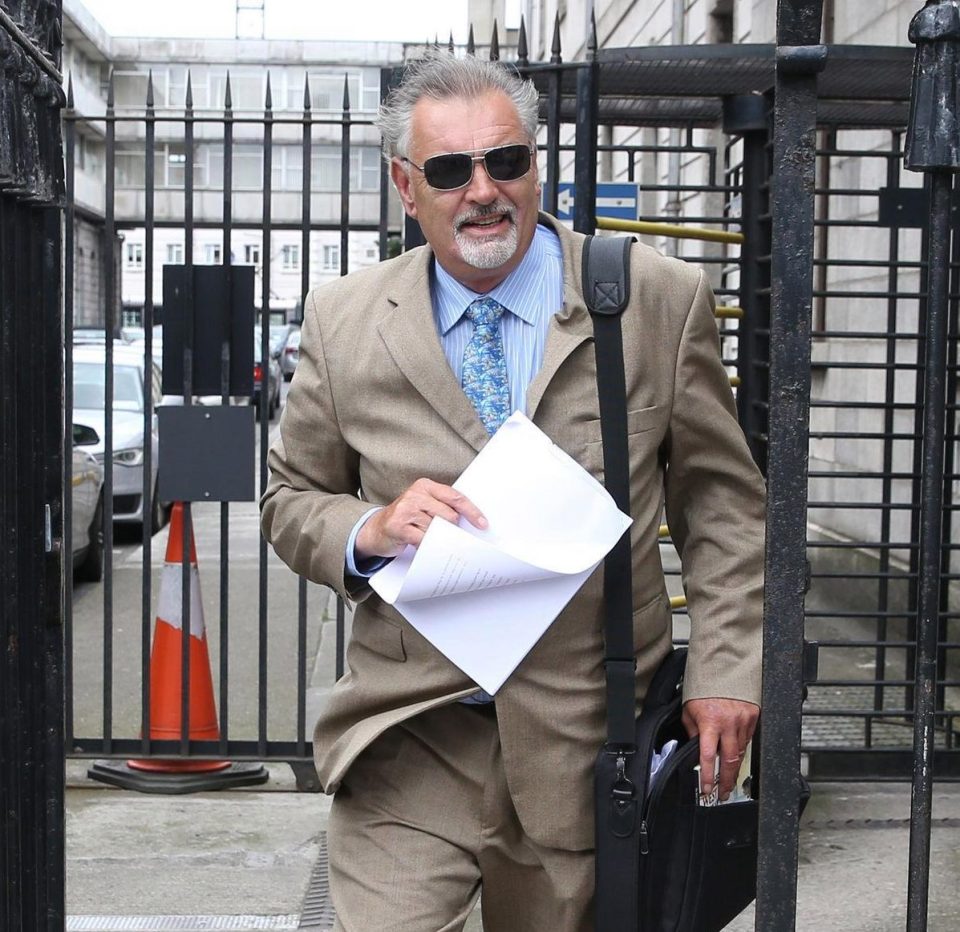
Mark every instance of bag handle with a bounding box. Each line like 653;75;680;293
583;234;636;748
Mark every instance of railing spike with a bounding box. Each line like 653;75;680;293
467;24;475;55
517;16;529;67
490;20;500;61
342;73;350;111
588;10;598;59
448;31;454;54
146;69;154;109
185;69;193;109
303;72;311;111
265;71;272;110
551;12;562;64
66;71;74;109
224;70;232;110
106;68;114;109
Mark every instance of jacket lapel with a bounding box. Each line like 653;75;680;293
526;217;594;421
378;248;490;453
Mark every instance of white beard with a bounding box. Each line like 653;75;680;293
453;206;519;270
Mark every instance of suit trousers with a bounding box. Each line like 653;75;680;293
328;701;594;932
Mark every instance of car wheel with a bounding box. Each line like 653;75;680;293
77;493;104;583
150;477;168;535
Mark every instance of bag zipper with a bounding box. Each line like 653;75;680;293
639;736;700;856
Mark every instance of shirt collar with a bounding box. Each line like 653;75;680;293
434;224;548;335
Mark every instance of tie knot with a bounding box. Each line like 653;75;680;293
465;296;505;327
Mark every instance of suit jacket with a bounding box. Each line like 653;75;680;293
260;213;766;852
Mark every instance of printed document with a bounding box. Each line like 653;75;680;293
370;412;632;694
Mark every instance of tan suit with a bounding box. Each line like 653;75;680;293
261;214;765;856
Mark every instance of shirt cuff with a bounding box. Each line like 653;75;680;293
345;506;390;578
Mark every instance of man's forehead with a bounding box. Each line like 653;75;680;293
408;91;527;155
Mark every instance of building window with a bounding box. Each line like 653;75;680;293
310;146;380;192
125;242;143;269
281;244;300;271
322;244;340;272
167;147;187;186
244;244;261;265
204;244;222;264
166;243;183;264
272;145;303;191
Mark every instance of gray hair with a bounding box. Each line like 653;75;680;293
377;51;540;161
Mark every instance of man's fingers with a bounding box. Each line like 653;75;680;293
717;732;743;801
419;480;488;529
697;729;719;797
358;480;488;559
682;698;758;801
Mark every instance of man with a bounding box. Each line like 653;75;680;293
261;52;765;932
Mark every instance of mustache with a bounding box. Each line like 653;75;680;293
454;202;517;229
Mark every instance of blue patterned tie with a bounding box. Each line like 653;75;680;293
462;296;511;435
460;297;509;705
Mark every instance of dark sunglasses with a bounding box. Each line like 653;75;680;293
402;143;533;191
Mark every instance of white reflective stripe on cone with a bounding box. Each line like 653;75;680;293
157;563;205;639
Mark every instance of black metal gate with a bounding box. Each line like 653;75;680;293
54;1;960;929
62;57;391;791
0;2;66;930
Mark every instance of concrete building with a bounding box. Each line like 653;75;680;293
62;0;407;326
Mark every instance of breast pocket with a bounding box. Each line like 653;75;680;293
582;405;662;480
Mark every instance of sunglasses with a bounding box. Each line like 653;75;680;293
402;144;533;191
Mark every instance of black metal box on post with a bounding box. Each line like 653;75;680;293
159;264;257;504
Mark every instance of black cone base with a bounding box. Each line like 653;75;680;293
87;760;269;794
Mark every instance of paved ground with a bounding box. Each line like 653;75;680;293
65;768;960;931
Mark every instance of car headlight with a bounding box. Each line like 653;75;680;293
114;446;144;466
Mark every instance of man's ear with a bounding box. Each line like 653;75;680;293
390;158;418;219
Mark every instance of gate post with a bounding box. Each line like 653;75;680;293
723;95;771;472
902;4;960;929
572;15;598;234
0;3;66;930
756;3;824;930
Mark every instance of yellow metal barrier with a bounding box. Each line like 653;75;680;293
658;524;670;538
670;595;687;610
715;306;745;319
729;376;741;388
596;217;745;246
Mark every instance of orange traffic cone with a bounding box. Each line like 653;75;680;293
88;503;268;793
127;501;229;775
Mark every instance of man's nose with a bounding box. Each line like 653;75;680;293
465;159;499;203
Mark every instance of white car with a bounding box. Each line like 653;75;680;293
72;343;169;532
71;422;105;581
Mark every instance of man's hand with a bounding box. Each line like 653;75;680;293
682;698;759;801
355;478;487;560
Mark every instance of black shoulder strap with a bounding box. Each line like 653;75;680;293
583;234;636;749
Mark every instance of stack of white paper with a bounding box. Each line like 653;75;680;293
371;412;632;694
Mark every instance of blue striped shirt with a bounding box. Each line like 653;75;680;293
431;223;564;418
346;223;565;577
